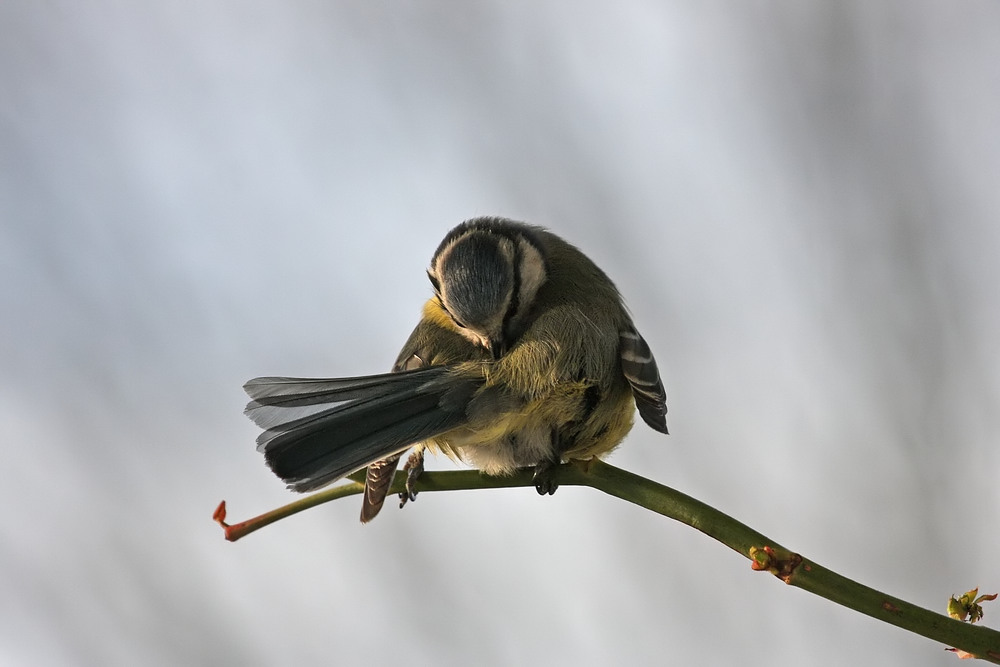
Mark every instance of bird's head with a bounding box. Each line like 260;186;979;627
428;218;548;359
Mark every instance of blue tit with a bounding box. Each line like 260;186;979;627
244;217;668;522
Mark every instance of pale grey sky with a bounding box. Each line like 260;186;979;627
2;3;998;665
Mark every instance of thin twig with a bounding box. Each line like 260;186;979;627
214;460;1000;662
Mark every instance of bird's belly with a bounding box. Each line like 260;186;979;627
430;413;554;476
428;384;634;476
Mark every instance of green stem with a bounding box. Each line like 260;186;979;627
575;460;1000;663
215;460;1000;661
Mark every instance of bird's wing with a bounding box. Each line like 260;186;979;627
619;328;669;434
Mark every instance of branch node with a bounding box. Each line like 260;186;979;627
749;545;802;583
881;600;901;614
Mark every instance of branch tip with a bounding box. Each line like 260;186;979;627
213;500;228;527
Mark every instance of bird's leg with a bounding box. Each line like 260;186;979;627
398;446;425;509
533;426;571;495
533;429;564;495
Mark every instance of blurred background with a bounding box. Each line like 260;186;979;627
2;2;998;665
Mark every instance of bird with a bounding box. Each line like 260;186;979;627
244;217;668;522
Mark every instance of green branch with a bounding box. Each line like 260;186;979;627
214;460;1000;662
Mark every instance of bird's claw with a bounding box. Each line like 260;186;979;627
532;460;560;495
398;449;425;509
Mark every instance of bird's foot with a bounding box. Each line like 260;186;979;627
532;460;560;496
398;449;425;509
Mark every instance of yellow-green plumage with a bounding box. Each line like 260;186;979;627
393;226;645;478
244;217;667;523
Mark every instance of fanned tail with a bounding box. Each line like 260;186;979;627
244;366;478;492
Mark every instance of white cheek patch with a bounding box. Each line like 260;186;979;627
426;268;442;295
455;326;488;350
515;237;547;314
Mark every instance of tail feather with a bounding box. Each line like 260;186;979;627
245;367;457;440
245;373;420;406
244;366;478;492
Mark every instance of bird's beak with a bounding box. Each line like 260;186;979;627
487;337;505;360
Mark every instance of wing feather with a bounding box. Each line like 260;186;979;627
620;328;669;434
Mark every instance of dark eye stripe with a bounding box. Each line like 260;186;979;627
500;241;522;345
